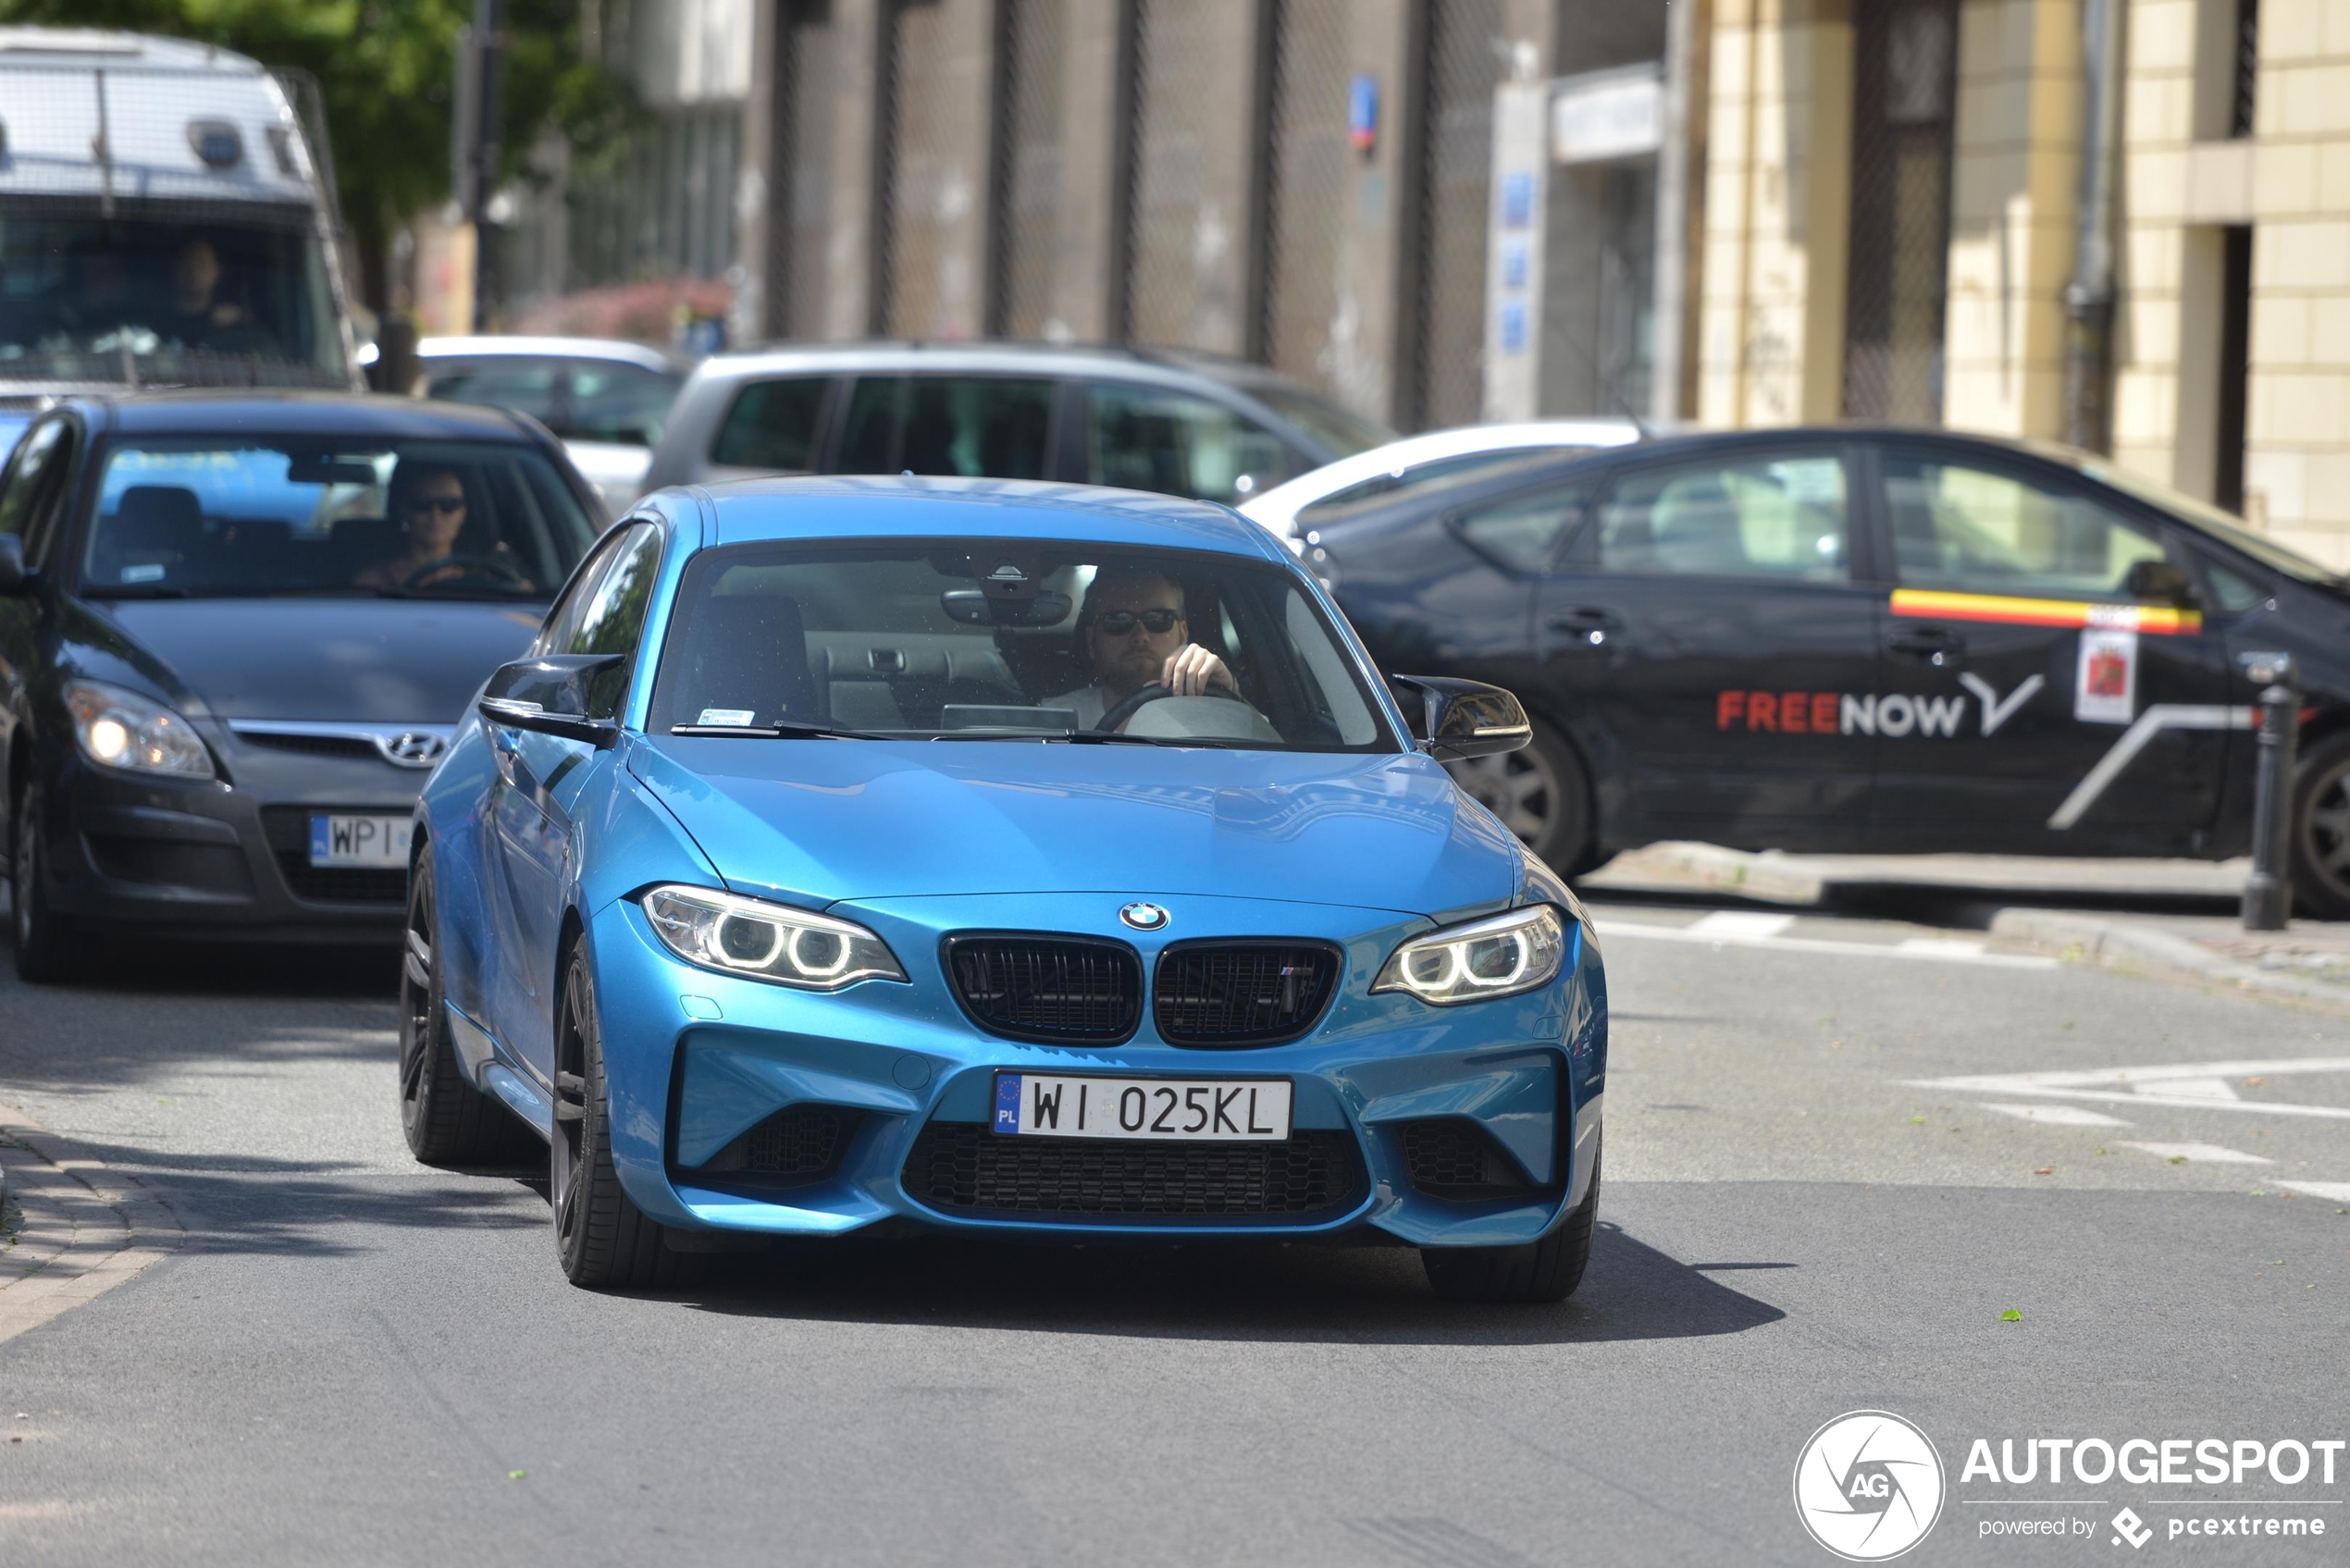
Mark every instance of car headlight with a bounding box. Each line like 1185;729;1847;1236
642;884;906;991
1372;905;1567;1006
64;680;216;780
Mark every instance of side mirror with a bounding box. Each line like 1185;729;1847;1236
2125;559;2199;609
478;653;626;748
0;534;33;596
1388;673;1532;761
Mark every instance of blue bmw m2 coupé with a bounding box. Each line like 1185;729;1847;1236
402;477;1607;1300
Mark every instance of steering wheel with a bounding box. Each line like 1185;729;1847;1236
1096;681;1245;733
402;552;529;590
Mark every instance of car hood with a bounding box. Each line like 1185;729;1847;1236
629;736;1519;916
89;598;547;723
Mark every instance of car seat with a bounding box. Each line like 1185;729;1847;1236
96;486;205;583
662;594;821;728
1650;477;1748;575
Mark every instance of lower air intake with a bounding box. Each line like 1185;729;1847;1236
902;1122;1363;1220
1400;1117;1540;1202
697;1105;856;1187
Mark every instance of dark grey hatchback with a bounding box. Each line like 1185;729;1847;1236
0;392;600;981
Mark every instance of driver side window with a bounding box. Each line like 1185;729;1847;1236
560;525;662;718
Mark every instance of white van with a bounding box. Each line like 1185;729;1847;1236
0;28;360;401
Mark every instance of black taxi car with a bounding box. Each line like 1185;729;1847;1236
0;393;602;980
1310;426;2350;916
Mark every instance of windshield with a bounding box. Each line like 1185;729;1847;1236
421;356;682;447
2076;457;2345;587
0;210;347;387
1248;386;1395;459
80;438;597;599
649;540;1394;751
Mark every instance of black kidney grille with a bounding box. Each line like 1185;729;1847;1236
903;1122;1363;1220
946;937;1141;1043
1400;1117;1539;1202
1154;943;1341;1046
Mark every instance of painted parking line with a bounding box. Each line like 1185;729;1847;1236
2119;1142;2274;1165
1909;1056;2350;1120
1979;1103;2132;1127
1593;919;2060;969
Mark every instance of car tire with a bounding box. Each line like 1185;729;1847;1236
1420;1141;1600;1304
551;949;698;1290
11;782;82;985
2290;731;2350;920
1443;713;1598;876
400;853;535;1166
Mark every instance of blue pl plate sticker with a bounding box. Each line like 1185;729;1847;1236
309;817;329;860
994;1074;1022;1134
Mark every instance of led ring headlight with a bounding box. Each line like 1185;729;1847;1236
644;884;905;992
1372;905;1567;1006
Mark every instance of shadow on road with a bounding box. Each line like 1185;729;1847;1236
672;1219;1788;1347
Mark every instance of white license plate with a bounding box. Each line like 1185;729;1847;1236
992;1073;1293;1142
308;813;411;869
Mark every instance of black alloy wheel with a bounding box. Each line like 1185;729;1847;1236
1442;713;1600;876
1420;1138;1600;1304
10;782;80;984
400;853;533;1164
551;950;695;1289
2290;731;2350;920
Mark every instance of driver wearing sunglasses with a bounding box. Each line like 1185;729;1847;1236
1045;565;1237;730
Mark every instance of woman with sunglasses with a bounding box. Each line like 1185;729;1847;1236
1046;564;1238;730
356;463;509;589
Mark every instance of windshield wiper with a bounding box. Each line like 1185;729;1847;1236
82;584;189;599
667;722;888;741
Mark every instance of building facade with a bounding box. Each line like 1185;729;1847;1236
1698;0;2350;565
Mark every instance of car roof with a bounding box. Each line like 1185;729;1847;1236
77;390;538;440
416;337;684;375
683;339;1316;391
697;475;1289;561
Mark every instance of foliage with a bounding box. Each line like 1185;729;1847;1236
0;0;637;256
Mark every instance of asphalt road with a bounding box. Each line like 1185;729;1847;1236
3;895;2346;1567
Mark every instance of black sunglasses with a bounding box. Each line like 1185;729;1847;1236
403;495;465;516
1092;608;1181;636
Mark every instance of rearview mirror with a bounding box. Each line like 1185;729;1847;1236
478;654;626;748
1388;674;1531;761
2124;559;2199;608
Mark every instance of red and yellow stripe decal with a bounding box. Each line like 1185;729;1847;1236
1889;588;2202;636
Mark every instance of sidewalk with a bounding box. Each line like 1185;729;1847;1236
1586;842;2350;1015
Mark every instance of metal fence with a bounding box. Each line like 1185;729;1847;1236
989;0;1067;339
1260;0;1352;387
883;0;963;339
1411;0;1505;430
1124;0;1218;350
1840;0;1957;423
567;105;741;296
769;1;841;340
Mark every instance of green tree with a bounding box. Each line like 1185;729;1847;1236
0;0;637;309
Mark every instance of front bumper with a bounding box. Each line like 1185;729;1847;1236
574;891;1608;1248
34;738;428;943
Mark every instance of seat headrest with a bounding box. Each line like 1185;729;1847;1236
112;485;204;537
664;594;820;727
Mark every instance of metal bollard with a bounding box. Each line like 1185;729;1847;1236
2240;651;2299;932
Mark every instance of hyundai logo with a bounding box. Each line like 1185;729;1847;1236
376;732;449;769
1119;902;1169;932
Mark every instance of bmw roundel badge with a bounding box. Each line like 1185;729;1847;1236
1119;902;1169;932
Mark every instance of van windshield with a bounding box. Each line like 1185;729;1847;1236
0;210;348;387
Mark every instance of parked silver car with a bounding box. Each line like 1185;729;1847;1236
639;341;1393;506
417;336;686;518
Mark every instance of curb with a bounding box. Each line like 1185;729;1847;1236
1985;907;2350;1018
1587;842;1826;904
0;1105;183;1345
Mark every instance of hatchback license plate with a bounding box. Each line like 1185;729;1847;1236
309;813;411;869
992;1073;1292;1141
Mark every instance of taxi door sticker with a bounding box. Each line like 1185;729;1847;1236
2075;628;2137;724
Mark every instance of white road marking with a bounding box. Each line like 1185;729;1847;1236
1898;937;1987;958
1686;911;1795;940
1595;919;2059;969
2047;705;2256;830
1909;1057;2350;1120
2278;1180;2350;1202
2120;1142;2273;1165
2155;1077;2242;1101
1980;1103;2133;1127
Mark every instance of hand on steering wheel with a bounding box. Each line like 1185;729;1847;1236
1096;677;1244;734
402;551;528;590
